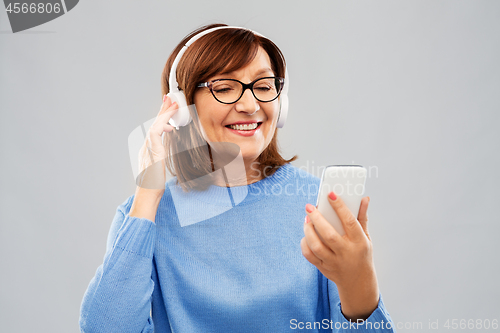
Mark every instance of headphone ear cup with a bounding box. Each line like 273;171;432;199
167;91;192;128
276;94;288;129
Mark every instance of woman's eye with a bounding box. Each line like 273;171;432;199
255;85;272;91
214;87;233;94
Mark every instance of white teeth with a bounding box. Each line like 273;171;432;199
229;123;258;130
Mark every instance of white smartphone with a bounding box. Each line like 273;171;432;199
315;165;367;236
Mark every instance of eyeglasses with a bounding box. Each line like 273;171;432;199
197;77;285;104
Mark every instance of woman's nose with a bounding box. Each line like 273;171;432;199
234;89;260;114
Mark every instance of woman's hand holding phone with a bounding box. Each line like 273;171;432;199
129;95;178;222
300;193;380;322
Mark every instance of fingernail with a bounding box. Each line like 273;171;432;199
305;203;315;213
305;215;310;224
328;191;337;201
163;95;167;102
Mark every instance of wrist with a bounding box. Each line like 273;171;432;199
337;273;379;321
129;187;164;222
134;186;164;199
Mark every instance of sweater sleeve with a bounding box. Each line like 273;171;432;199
328;280;396;332
79;196;157;333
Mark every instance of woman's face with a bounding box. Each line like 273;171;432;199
193;46;280;165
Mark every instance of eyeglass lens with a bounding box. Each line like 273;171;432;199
211;78;282;103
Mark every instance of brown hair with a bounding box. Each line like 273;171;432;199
161;24;297;192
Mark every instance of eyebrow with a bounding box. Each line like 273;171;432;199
218;67;274;78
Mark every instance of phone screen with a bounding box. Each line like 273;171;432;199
315;165;367;236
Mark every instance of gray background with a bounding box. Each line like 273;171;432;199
1;1;499;332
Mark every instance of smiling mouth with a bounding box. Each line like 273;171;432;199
225;122;262;131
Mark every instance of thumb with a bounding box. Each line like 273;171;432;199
357;196;371;240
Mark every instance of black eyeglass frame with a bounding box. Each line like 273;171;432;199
197;77;285;104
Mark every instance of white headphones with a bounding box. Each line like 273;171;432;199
167;26;289;129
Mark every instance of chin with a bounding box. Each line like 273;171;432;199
238;145;263;160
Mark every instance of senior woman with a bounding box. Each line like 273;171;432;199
80;24;395;332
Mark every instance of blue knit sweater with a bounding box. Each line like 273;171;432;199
80;163;396;332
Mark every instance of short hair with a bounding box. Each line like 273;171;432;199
161;23;297;192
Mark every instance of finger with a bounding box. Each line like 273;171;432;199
157;99;179;121
154;95;178;126
162;123;175;133
305;203;344;251
327;192;365;241
148;96;174;135
151;100;179;136
158;95;173;115
303;215;337;261
300;237;323;268
357;196;370;239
